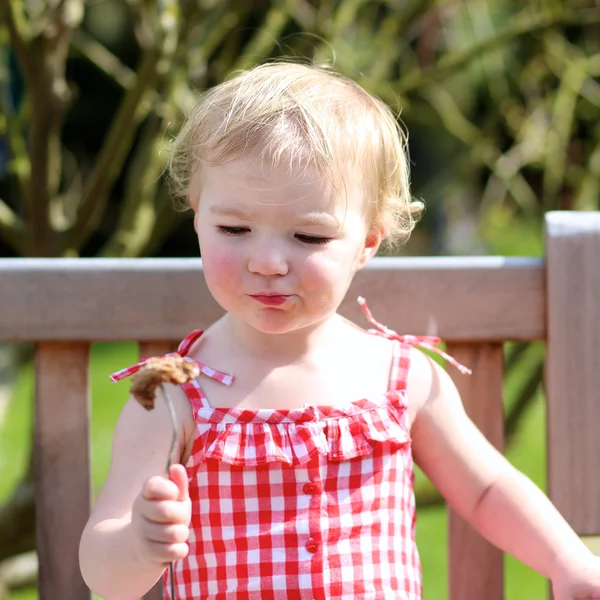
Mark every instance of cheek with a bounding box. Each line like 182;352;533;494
301;250;353;290
301;253;332;279
199;238;240;294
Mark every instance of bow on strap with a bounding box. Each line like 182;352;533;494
110;329;234;385
358;297;472;375
110;354;234;385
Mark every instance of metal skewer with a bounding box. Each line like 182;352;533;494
159;383;178;600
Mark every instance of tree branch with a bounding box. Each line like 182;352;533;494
0;0;32;78
125;0;154;50
421;83;539;212
0;472;34;563
379;7;600;97
67;52;160;252
0;0;34;224
186;3;240;87
5;0;83;255
98;115;166;258
98;1;203;258
231;4;290;72
330;0;370;36
69;28;190;121
504;343;530;373
0;50;31;211
70;28;135;89
0;199;25;254
139;191;188;257
67;0;183;253
543;57;587;210
505;359;544;446
282;0;315;30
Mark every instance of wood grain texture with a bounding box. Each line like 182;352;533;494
35;343;91;600
446;343;505;600
139;341;179;360
0;257;544;342
545;211;600;535
144;580;164;600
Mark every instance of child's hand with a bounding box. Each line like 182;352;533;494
552;554;600;599
131;464;191;566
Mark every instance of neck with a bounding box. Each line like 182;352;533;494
223;312;344;365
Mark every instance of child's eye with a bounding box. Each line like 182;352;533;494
295;234;332;245
217;226;249;236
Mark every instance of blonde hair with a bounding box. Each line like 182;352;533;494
169;61;423;246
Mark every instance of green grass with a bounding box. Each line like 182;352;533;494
1;342;548;599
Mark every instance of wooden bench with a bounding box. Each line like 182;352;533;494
0;210;598;600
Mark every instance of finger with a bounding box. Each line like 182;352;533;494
143;521;189;544
146;540;189;565
142;476;180;501
143;499;190;525
169;464;190;502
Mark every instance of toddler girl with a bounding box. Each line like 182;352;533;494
79;62;600;600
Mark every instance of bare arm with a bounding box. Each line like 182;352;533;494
408;351;592;580
79;383;194;600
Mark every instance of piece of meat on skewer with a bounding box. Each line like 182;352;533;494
130;355;200;410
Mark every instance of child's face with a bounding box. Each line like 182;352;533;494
192;155;382;335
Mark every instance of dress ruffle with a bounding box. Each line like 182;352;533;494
189;391;410;467
109;297;471;469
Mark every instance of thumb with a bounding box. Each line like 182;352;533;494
168;463;189;502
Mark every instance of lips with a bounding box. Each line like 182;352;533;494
250;294;291;306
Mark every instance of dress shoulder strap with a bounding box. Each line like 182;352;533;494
177;329;204;357
388;338;412;392
358;296;472;376
109;330;234;412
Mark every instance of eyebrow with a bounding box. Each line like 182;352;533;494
294;213;341;228
209;205;255;221
209;206;340;229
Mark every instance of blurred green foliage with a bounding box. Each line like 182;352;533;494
0;0;598;259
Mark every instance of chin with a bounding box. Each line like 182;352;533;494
224;296;336;335
248;315;305;335
250;309;335;336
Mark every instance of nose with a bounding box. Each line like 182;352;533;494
247;237;289;276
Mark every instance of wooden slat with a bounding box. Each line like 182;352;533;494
0;257;544;342
144;580;164;600
446;343;505;600
139;342;175;600
35;342;91;600
545;211;600;535
139;341;179;360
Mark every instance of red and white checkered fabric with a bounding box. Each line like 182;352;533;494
111;300;471;599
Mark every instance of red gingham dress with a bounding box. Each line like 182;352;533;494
111;299;470;600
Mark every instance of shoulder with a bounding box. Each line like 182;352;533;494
181;317;228;366
338;315;395;354
405;347;464;424
337;320;397;374
87;381;195;526
115;381;196;463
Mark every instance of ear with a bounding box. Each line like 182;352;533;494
193;212;199;235
357;225;385;270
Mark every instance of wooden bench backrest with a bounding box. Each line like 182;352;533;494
0;211;598;600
